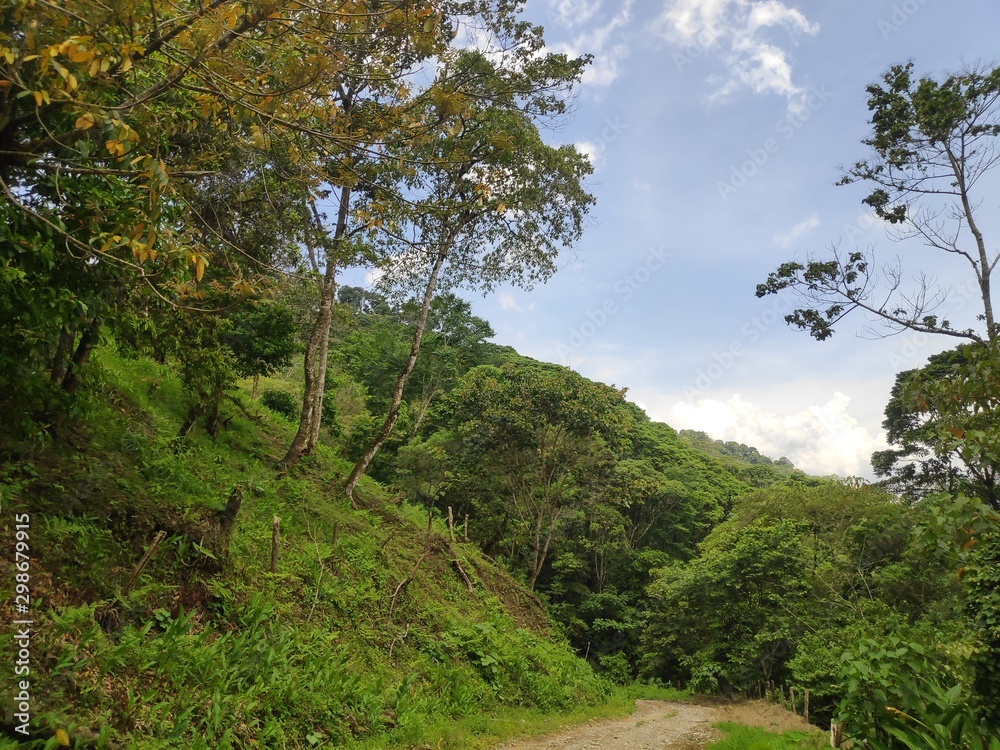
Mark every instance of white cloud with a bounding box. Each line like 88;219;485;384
576;139;606;167
669;392;888;477
499;292;524;312
657;0;819;110
550;0;634;87
549;0;604;28
630;179;653;191
774;214;819;248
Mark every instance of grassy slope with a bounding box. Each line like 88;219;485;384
0;350;613;749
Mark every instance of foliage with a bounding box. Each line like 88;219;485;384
260;389;299;420
836;637;995;750
224;303;299;381
0;350;609;748
643;517;809;692
757;63;1000;341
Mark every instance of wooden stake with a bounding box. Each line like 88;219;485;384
790;687;797;714
447;506;455;542
271;516;280;573
804;689;810;723
830;723;843;748
463;514;469;542
123;530;166;595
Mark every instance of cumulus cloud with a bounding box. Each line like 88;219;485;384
774;214;819;248
656;0;819;110
669;392;888;477
576;139;606;167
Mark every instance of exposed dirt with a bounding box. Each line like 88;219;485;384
496;700;817;750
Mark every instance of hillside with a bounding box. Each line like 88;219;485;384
0;349;611;748
0;319;833;749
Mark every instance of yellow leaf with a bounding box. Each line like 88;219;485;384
496;202;506;213
69;46;94;63
55;728;70;746
195;256;206;282
67;74;77;90
120;55;132;73
89;58;100;77
75;112;95;129
33;90;42;106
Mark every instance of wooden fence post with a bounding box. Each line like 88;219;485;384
790;687;797;713
804;689;810;723
463;514;469;542
830;723;843;748
271;516;280;573
447;506;455;542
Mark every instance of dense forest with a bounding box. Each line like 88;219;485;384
1;0;999;748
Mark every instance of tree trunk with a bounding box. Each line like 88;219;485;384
61;317;101;394
343;247;448;503
306;280;334;453
280;186;351;469
50;325;76;385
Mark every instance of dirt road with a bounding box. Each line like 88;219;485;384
496;699;818;750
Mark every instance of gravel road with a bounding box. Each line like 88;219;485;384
495;699;818;750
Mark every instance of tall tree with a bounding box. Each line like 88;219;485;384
342;44;593;500
757;63;1000;342
0;0;446;415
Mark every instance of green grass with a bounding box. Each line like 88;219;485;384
0;348;617;749
707;722;827;750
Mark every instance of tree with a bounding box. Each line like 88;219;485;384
342;44;593;500
437;363;631;589
224;302;299;398
873;344;1000;508
757;63;1000;342
642;517;810;693
0;0;446;420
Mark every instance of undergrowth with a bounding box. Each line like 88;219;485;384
707;722;827;750
0;349;611;748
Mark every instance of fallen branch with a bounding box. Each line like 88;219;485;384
452;557;474;592
123;530;166;595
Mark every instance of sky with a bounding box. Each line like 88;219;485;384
353;0;1000;478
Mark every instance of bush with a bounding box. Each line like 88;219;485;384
260;389;298;419
837;636;995;749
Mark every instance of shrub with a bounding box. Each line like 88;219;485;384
260;389;298;419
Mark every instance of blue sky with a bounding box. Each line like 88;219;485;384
354;0;1000;477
